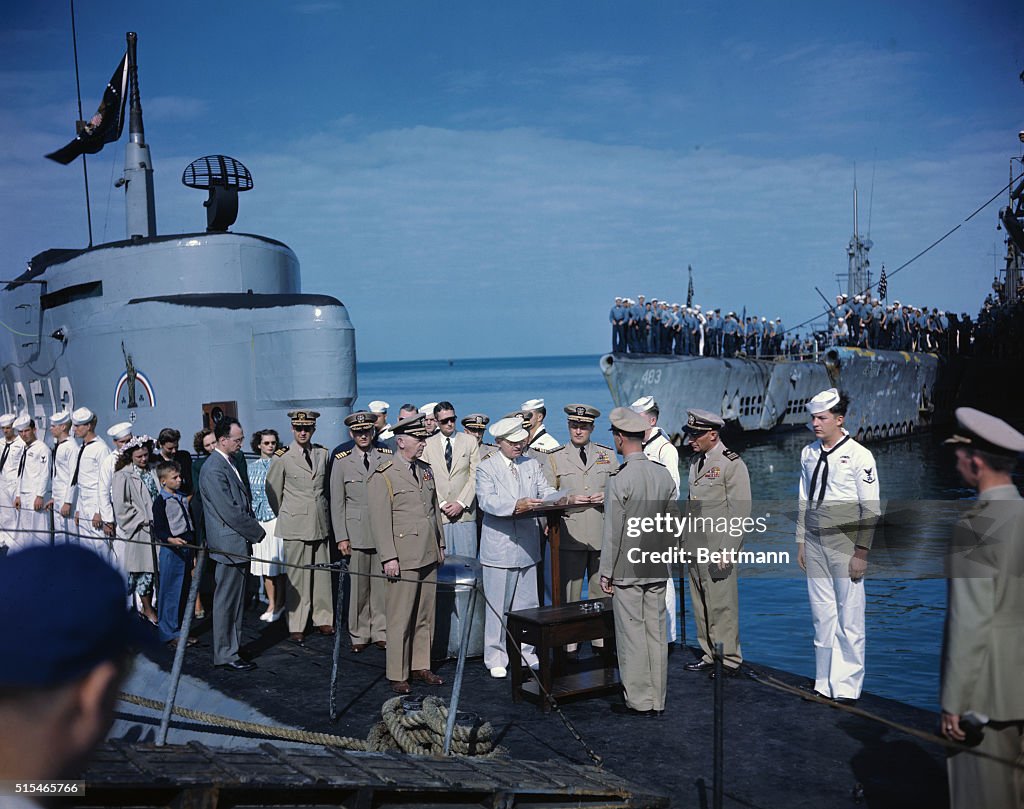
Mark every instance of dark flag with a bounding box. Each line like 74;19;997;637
46;53;128;165
686;264;694;307
878;265;887;301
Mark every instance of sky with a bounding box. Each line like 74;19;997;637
2;1;1023;361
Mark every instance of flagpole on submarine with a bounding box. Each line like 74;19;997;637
69;0;94;247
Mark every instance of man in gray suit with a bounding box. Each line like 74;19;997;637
199;417;265;671
940;407;1024;808
476;416;561;679
600;407;677;716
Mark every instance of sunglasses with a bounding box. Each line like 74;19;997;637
438;417;457;425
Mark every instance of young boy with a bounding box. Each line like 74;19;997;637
152;461;197;647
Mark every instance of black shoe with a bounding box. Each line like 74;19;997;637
708;666;741;680
799;685;830;702
610;703;656;716
684;659;714;672
218;660;257;672
832;696;859;706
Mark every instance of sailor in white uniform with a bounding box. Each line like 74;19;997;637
12;415;52;550
0;413;26;549
368;400;392;440
796;387;880;703
49;410;78;544
631;395;682;644
99;422;133;550
67;407;114;564
521;398;561;452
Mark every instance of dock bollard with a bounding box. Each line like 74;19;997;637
712;640;724;809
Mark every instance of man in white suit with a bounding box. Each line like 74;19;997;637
423;401;480;558
476;417;562;678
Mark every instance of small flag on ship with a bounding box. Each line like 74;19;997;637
46;52;129;165
878;265;887;301
686;265;694;307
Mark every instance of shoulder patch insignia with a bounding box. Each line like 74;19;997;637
723;449;740;460
533;447;556;455
378;447;393;454
335;450;352;460
274;447;288;457
593;443;614;452
376;460;393;472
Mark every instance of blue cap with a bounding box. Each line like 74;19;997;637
0;545;157;688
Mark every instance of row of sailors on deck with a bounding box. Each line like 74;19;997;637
609;296;788;358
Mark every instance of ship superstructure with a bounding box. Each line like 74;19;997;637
1;34;356;439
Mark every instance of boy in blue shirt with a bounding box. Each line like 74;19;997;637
152;461;197;647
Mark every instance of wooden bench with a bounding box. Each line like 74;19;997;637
505;598;620;712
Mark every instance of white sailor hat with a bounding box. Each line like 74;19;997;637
520;398;545;412
368;400;390;414
418;402;439;416
944;407;1024;458
630;395;657;414
50;411;71;426
71;407;95;425
489;417;529;443
106;422;133;440
694;304;701;310
0;413;15;428
806;388;841;415
13;415;32;431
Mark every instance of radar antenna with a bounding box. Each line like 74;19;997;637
182;155;253;232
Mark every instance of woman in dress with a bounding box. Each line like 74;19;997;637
112;436;158;625
249;428;285;622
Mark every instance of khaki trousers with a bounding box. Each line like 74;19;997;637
688;560;742;668
613;582;667;711
347;547;386;644
384;563;437;682
948;720;1024;809
284;538;334;633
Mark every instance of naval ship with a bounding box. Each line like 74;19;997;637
1;34;356;440
602;159;1024;444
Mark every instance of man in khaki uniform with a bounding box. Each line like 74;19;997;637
632;395;681;644
546;405;619;607
599;407;677;715
366;415;446;694
940;408;1024;809
682;408;751;677
265;410;332;643
423;401;481;558
330;411;393;652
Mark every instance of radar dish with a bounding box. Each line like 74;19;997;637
182;155;253;191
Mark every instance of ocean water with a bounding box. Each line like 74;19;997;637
357;353;984;712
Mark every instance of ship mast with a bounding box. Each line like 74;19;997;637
843;180;873;298
123;32;157;239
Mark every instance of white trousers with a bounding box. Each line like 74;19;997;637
11;506;51;550
75;518;118;569
481;564;539;670
665;576;677;642
805;534;865;699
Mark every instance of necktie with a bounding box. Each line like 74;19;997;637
808;436;850;507
0;443;9;473
445;438;453;472
363;451;370;471
579;446;587;465
697;454;705;473
71;440;93;486
410;462;418;483
18;445;29;478
509;460;519;481
52;439;64;468
303;447;312;470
